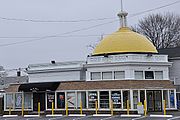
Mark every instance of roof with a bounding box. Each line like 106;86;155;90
158;47;180;58
18;82;60;92
56;80;175;90
93;27;158;56
0;76;28;90
4;84;20;92
5;80;175;93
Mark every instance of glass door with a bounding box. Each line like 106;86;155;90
147;90;162;112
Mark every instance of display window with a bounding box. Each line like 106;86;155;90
47;92;55;109
140;90;145;105
56;92;65;109
15;93;22;109
24;93;32;109
6;93;14;109
67;92;76;109
111;91;121;109
169;90;175;108
100;91;109;108
133;90;138;109
123;90;130;109
77;92;86;108
88;91;97;108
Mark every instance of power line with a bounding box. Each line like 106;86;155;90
0;16;115;23
129;0;180;17
0;0;179;23
0;0;180;47
0;20;118;47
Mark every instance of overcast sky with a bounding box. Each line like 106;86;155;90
0;0;180;69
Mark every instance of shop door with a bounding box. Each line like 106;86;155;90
147;90;162;111
33;93;45;111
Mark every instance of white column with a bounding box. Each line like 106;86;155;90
86;91;89;109
75;91;78;109
130;90;133;110
45;92;47;110
138;90;140;103
168;90;170;108
174;89;177;109
161;90;164;110
145;90;147;110
109;91;111;110
121;90;123;109
65;91;67;110
55;92;57;109
13;93;15;110
31;93;33;110
97;91;100;109
4;94;6;111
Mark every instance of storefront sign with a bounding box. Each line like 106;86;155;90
57;92;65;108
89;93;97;101
47;94;54;102
47;93;55;109
111;92;121;104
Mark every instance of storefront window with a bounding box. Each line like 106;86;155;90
111;91;121;109
123;90;130;109
57;92;65;109
133;90;138;109
15;93;22;109
100;91;109;108
140;90;145;105
67;92;76;109
6;93;14;109
77;92;86;108
163;90;169;108
24;93;32;109
88;91;97;108
47;92;55;109
169;90;175;108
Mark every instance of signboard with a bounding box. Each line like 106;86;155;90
111;92;121;104
57;92;65;108
89;92;97;102
47;93;55;109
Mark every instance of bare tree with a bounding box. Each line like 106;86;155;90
132;13;180;49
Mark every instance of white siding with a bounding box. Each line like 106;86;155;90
29;71;81;83
169;59;180;85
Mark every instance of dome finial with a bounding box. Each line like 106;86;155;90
117;0;128;28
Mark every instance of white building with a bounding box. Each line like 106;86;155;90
4;11;177;114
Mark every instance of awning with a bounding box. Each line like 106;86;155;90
56;80;175;90
18;82;60;92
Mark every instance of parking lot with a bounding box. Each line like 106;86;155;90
1;114;180;120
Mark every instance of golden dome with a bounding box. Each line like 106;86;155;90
92;27;158;55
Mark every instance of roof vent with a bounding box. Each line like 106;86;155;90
51;60;56;64
17;71;21;77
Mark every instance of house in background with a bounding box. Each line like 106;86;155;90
159;47;180;109
3;11;177;114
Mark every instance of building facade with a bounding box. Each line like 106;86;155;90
4;11;177;114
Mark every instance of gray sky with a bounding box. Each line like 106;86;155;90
0;0;180;69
